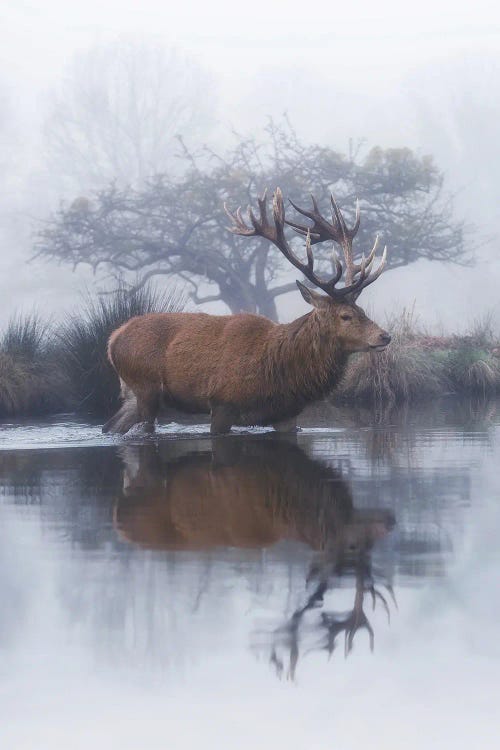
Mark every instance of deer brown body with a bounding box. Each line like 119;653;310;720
103;189;391;435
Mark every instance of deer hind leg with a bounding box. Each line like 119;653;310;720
272;417;298;433
135;388;161;433
102;384;139;434
103;381;159;435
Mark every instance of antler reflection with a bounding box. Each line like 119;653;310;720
267;550;397;681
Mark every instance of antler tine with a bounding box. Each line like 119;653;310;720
272;187;286;231
352;198;361;237
271;189;306;268
374;588;391;622
330;194;348;238
274;189;350;292
286;196;338;245
330;194;357;285
322;254;344;293
286;194;349;293
352;245;387;298
353;234;379;274
248;205;263;233
345;568;376;656
305;229;314;272
237;205;252;231
224;188;272;238
330;194;360;240
224;203;253;236
257;188;269;223
384;583;398;610
365;234;379;273
285;219;322;244
345;616;374;656
332;249;343;282
292;191;382;298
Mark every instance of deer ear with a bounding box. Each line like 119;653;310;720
296;280;330;308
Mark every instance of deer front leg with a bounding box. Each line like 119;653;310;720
210;403;236;435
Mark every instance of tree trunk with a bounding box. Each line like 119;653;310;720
256;295;278;321
218;286;257;315
214;280;278;321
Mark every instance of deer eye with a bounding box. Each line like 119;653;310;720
340;313;353;321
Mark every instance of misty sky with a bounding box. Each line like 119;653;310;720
4;2;498;81
1;2;500;328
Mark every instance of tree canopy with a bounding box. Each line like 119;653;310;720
36;122;468;320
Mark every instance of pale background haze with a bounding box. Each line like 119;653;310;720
1;1;499;329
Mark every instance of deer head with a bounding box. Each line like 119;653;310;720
225;189;391;353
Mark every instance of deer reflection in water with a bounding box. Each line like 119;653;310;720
114;437;396;678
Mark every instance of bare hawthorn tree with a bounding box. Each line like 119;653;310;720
36;121;468;320
43;37;216;190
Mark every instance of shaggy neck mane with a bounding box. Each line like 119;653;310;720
264;311;349;403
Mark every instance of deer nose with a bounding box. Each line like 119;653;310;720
379;332;391;345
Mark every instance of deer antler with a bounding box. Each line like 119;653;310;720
287;193;387;298
320;571;376;657
225;188;342;297
225;188;387;302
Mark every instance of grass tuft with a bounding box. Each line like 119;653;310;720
2;314;47;359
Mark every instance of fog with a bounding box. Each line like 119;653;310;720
1;2;499;328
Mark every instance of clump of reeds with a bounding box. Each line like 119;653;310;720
444;346;500;395
441;313;500;395
0;314;69;417
334;308;446;407
450;353;499;393
57;285;186;415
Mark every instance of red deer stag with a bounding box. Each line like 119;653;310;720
103;189;390;434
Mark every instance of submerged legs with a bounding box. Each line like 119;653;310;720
272;417;298;433
210;403;236;435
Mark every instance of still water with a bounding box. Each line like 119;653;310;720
0;399;499;749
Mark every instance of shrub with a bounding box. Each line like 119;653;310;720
57;285;186;415
444;346;500;395
0;314;69;417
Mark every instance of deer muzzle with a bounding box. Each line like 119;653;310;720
370;331;391;351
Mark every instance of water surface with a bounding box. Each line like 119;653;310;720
1;398;499;749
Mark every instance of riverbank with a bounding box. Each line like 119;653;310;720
1;300;499;419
